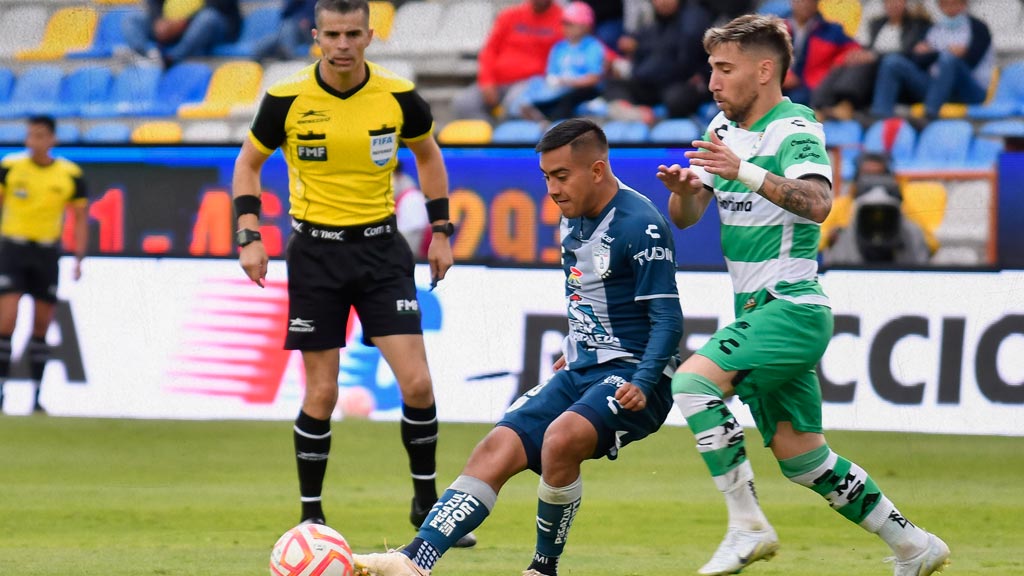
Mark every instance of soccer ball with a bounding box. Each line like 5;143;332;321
269;523;354;576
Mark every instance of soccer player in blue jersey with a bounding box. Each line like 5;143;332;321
353;119;684;576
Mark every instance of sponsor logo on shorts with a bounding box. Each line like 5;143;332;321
310;228;345;241
289;317;315;333
364;223;393;237
396;299;418;313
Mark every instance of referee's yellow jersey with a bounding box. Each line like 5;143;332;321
248;61;435;227
0;153;88;244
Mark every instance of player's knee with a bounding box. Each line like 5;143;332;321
541;418;593;464
398;373;434;406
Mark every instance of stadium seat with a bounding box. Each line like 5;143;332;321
0;65;64;120
901;180;947;254
906;119;972;170
182;120;232;143
178;61;262;119
211;6;281;58
425;0;495;55
0;5;48;58
81;122;131;144
967;61;1024;120
231;60;305;118
820;0;861;38
823;119;863;181
67;9;133;59
757;0;791;17
696;101;719;126
17;6;99;61
368;1;444;57
0;67;14;104
0;122;26;144
56;122;80;144
649;118;701;144
965;136;1003;169
862;118;916;169
911;66;1000;119
978;119;1024;139
132;121;183;144
79;63;162;118
147;61;214;116
602;120;650;143
369;0;395;40
437;119;493;145
51;65;114;118
491;120;544;145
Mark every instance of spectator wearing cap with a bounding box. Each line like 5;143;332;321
451;0;564;121
513;2;607;121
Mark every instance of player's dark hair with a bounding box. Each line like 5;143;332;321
703;14;793;86
27;115;56;134
534;118;608;155
315;0;369;26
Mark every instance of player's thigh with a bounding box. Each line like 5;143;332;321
284;235;352;351
498;369;583;474
569;366;674;462
352;237;421;341
25;246;59;305
0;242;29;297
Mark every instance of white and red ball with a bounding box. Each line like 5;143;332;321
269;523;354;576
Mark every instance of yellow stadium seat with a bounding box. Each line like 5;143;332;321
437;119;493;145
900;180;947;254
131;121;183;144
369;1;396;41
178;61;263;119
820;0;861;39
911;66;1000;119
16;7;98;61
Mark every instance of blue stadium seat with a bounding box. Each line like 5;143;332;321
56;122;80;144
906;119;973;170
211;6;281;57
0;65;64;120
52;66;113;117
823;119;863;181
696;101;719;126
978;119;1024;138
966;61;1024;120
862;118;917;170
144;62;213;116
66;9;133;59
965;136;1003;169
758;0;792;17
649;118;701;144
602;120;650;143
81;122;131;144
79;64;162;118
0;67;14;104
492;120;544;144
0;123;26;144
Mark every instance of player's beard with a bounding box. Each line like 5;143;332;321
721;91;757;126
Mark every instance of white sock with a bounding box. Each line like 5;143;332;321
714;460;771;531
861;496;930;560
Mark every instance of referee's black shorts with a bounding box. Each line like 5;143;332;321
284;218;422;351
0;239;60;303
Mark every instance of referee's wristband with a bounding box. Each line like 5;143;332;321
737;161;768;192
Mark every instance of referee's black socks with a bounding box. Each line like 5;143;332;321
0;336;11;410
401;402;439;512
294;410;331;522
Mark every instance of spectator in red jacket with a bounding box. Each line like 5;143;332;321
451;0;564;121
784;0;859;105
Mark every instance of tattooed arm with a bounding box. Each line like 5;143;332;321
758;173;832;223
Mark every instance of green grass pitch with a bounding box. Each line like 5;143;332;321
1;417;1021;575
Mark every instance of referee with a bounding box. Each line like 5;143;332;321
232;0;474;546
0;115;88;414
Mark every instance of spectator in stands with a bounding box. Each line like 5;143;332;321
582;0;625;51
515;2;607;121
869;0;993;120
121;0;242;68
451;0;564;121
253;0;317;61
824;152;930;265
784;0;859;105
604;0;714;122
812;0;931;120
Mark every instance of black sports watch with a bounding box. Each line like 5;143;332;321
236;228;262;247
431;222;455;237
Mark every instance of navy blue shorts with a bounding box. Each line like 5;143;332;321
498;360;673;474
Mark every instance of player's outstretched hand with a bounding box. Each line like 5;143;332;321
657;164;703;197
615;382;647;411
685;129;741;181
239;243;268;288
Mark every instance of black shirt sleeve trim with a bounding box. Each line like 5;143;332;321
392;90;434;140
72;175;88;200
250;92;297;151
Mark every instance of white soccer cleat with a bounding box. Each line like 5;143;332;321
352;551;430;576
697;527;780;575
888;532;950;576
521;570;545;576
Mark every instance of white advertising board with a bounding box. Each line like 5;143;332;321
3;259;1022;437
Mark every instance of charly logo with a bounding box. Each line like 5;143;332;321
369;125;397;167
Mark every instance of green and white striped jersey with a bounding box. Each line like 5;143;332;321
692;99;833;316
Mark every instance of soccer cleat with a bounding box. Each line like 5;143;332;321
887;532;950;576
522;570;545;576
698;527;780;575
410;498;477;548
353;550;430;576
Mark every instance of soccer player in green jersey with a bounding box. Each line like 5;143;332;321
656;14;950;576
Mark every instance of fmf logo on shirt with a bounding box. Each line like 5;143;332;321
298;146;327;161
